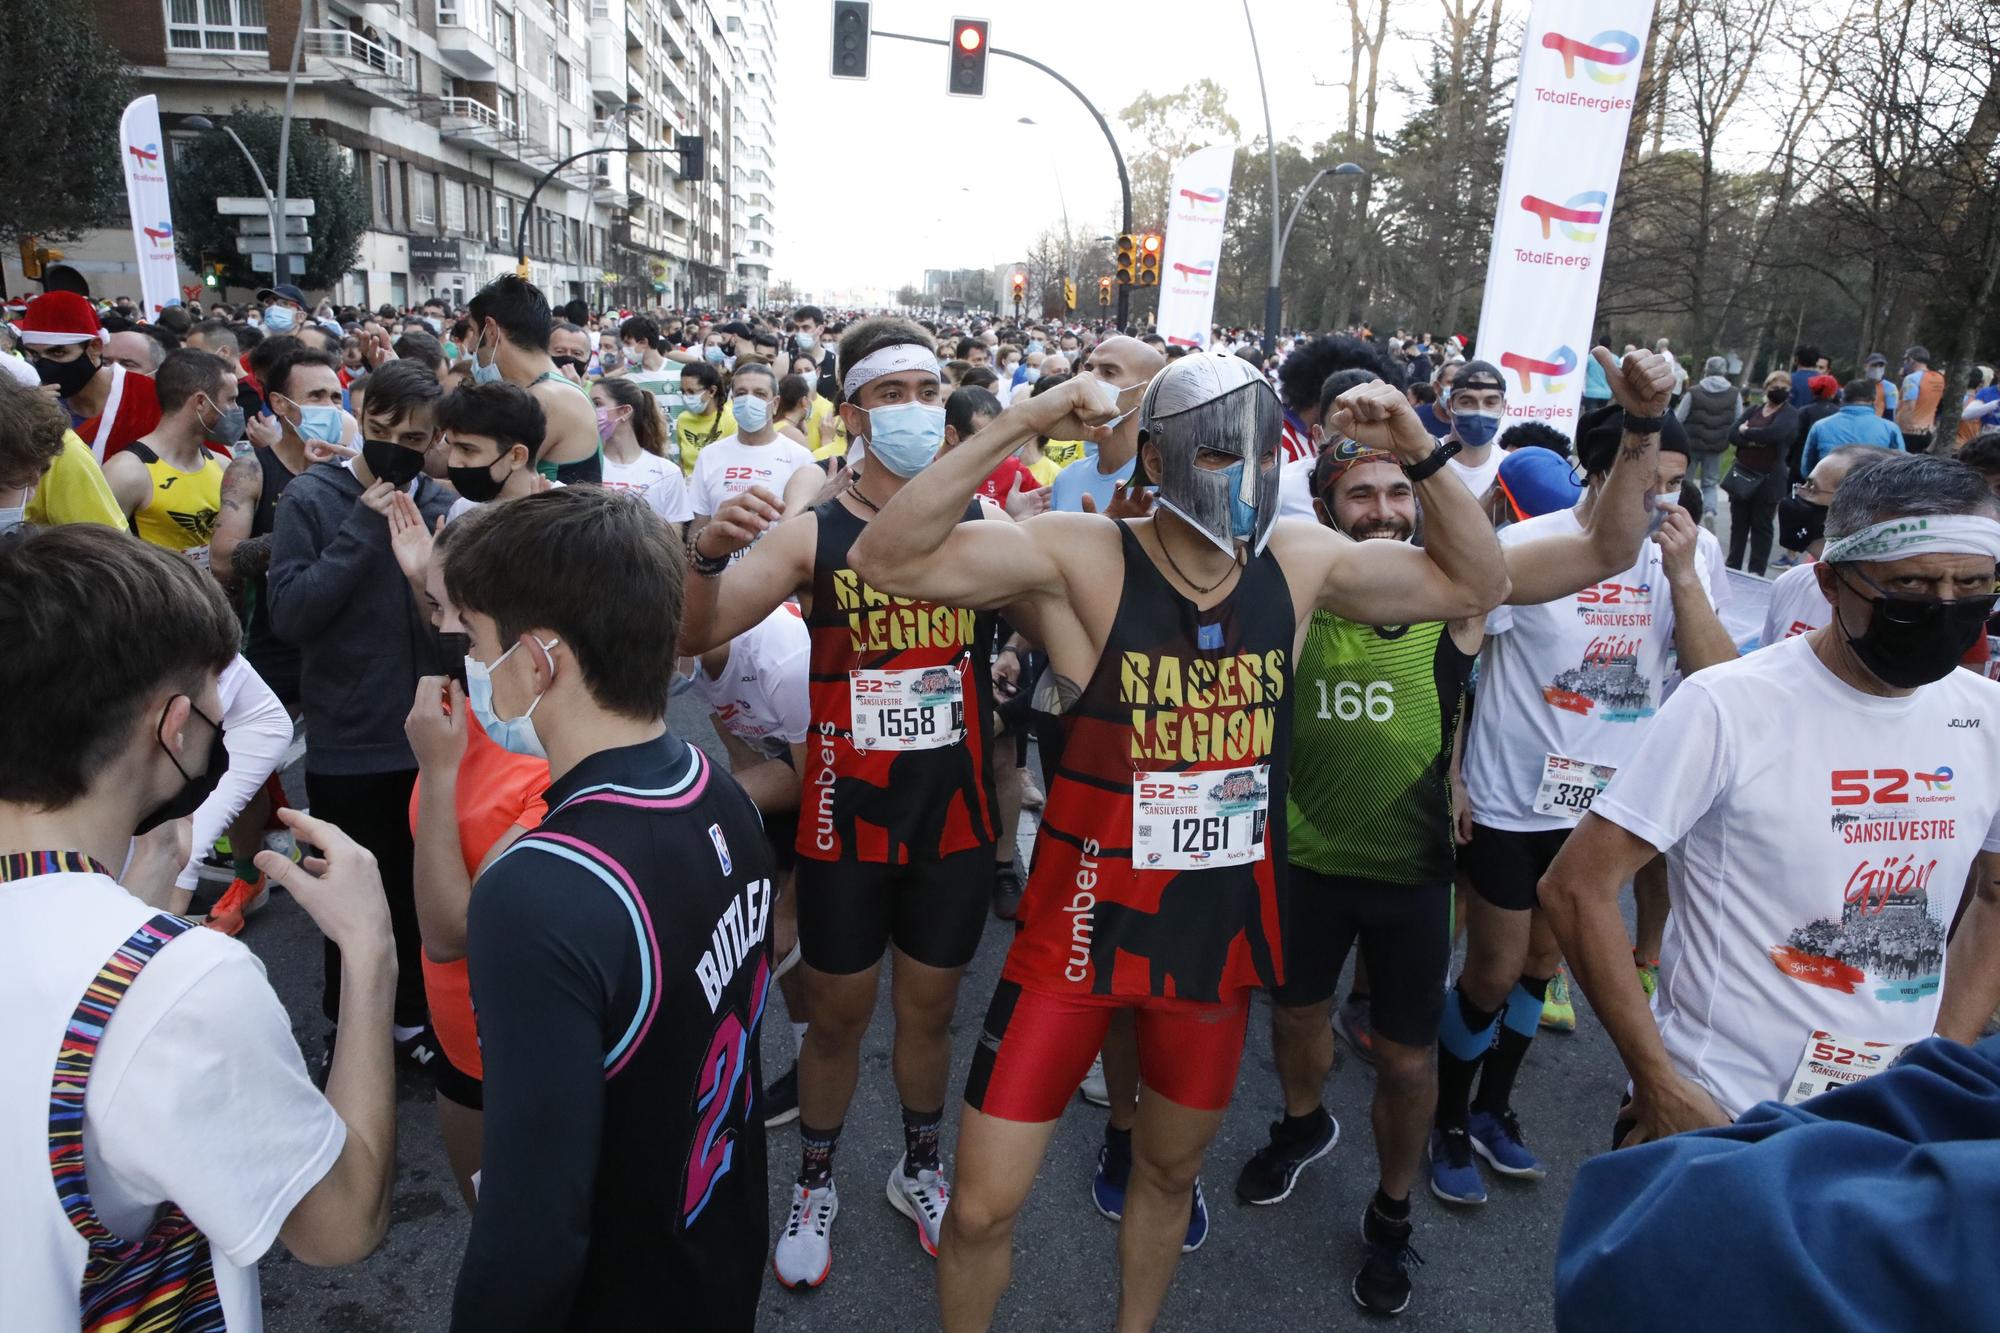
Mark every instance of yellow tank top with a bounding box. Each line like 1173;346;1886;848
129;442;224;567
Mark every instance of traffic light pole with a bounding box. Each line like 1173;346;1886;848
517;144;672;276
873;29;1133;329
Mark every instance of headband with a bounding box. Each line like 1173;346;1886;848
1312;437;1398;496
1820;514;2000;565
842;343;938;399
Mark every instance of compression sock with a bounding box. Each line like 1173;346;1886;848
1101;1122;1133;1186
1435;983;1501;1133
234;855;262;883
1372;1186;1411;1221
901;1105;943;1175
1472;976;1551;1116
799;1121;842;1189
1280;1106;1330;1142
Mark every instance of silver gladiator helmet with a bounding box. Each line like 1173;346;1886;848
1138;353;1283;555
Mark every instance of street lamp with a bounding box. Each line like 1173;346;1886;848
184;115;291;287
517;99;651;280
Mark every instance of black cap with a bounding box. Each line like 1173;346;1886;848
1575;402;1689;476
1450;359;1506;397
256;283;307;307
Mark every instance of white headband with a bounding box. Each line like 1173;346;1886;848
841;343;938;400
1820;514;2000;565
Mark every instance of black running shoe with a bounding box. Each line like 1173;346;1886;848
1235;1108;1339;1205
763;1060;801;1128
992;860;1025;921
395;1028;440;1071
1354;1201;1424;1315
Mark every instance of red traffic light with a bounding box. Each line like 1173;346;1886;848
949;17;989;96
1141;233;1162;254
956;23;982;51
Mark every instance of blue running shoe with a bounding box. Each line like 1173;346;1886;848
1427;1128;1487;1206
1469;1108;1546;1179
1182;1178;1209;1253
1092;1144;1128;1221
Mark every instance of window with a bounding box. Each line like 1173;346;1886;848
494;196;513;245
495;6;514;56
497;88;518;131
444;179;467;232
414;170;437;225
559;124;574;158
165;0;268;51
555;58;571;103
373;155;394;226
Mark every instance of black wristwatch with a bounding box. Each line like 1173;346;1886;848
1402;437;1461;483
1621;411;1670;436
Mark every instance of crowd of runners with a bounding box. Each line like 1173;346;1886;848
3;278;1998;1332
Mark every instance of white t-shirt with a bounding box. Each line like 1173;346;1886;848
1462;506;1719;830
601;450;694;523
688;604;810;758
1447;446;1503;501
690;434;818;518
1762;559;1829;646
1276;454;1318;522
1591;634;2000;1116
0;872;344;1332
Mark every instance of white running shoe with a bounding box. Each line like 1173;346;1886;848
1079;1054;1110;1107
773;1180;839;1288
886;1155;950;1257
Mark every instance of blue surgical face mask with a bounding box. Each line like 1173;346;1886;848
704;345;727;364
1221;460;1259;541
291;403;345;445
795;332;818;352
864;401;948;477
732;393;772;432
471;327;504;385
1024;367;1042;384
1453;408;1502;448
1026;340;1044;355
263;305;298;334
463;636;557;759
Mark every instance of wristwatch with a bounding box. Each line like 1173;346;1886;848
1621;411;1670;436
1402;437;1461;483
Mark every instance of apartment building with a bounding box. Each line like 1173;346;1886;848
723;0;774;306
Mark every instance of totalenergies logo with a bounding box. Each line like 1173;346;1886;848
1543;29;1641;84
143;221;174;247
1500;346;1578;395
1521;191;1608;242
1177;185;1226;212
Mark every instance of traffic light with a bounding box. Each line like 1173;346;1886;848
949;17;988;97
1009;270;1025;306
831;1;870;80
676;134;706;182
1114;233;1137;285
1137;231;1162;286
1062;277;1076;311
19;237;62;281
1097;276;1112;307
205;262;224;288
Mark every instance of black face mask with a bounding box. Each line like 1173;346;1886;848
1777;496;1826;552
363;437;427;486
446;457;510;503
437;631;471;687
1766;388;1789;405
136;701;225;835
551;354;589;375
36;351;99;399
1836;572;1995;689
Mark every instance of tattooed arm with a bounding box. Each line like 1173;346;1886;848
210;453;266;585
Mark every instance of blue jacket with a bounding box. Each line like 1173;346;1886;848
1556;1034;2000;1333
1802;404;1905;472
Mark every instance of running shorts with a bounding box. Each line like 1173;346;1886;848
764;809;798;873
795;842;995;974
421;952;481;1083
963;979;1251;1122
1459;823;1571;913
1273;869;1451;1046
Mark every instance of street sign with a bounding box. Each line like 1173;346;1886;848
235;216;311;237
216;197;316;217
234;236;317;255
247;253;275;273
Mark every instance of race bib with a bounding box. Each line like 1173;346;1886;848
183;544;211;571
1132;766;1270;870
1533;754;1616;822
1783;1028;1907;1105
848;664;967;751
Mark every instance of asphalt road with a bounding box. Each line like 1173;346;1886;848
249;691;1635;1332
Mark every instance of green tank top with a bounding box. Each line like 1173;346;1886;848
1286;611;1472;885
532;369;601;481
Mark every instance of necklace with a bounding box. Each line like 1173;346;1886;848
1155;519;1242;596
846;480;881;513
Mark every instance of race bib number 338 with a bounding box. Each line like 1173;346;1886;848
848;664;968;751
1533;754;1616;822
1133;766;1270;870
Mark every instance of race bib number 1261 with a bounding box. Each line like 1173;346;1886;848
1132;766;1270;870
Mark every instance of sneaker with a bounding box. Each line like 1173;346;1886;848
992;860;1025;921
762;1061;800;1128
1020;773;1046;811
395;1028;440;1071
1468;1108;1546;1180
1333;994;1376;1065
1539;967;1576;1033
1354;1202;1424;1315
773;1180;839;1288
1635;956;1660;999
1079;1053;1110;1107
1091;1143;1128;1221
1427;1128;1486;1206
1181;1178;1209;1253
886;1155;949;1257
1235;1109;1340;1205
200;874;269;936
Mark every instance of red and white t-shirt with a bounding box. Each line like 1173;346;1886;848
976;455;1040;505
1592;633;2000;1115
601;450;693;523
690;435;817;518
1762;560;1829;645
688;604;810;759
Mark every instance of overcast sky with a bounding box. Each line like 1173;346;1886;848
768;0;1467;302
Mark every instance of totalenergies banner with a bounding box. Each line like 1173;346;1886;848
1154;144;1236;350
1474;0;1655;431
119;95;182;316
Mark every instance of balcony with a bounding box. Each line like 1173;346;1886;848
436;0;498;78
302;28;408;105
432;96;515;155
588;30;623;99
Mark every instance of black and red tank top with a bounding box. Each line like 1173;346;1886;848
797;495;999;864
1004;522;1296;1003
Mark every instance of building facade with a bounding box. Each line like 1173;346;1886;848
722;0;774;306
13;0;773;313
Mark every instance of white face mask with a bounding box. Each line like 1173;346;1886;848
1648;490;1680;535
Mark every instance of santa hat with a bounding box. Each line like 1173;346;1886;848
18;291;107;346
